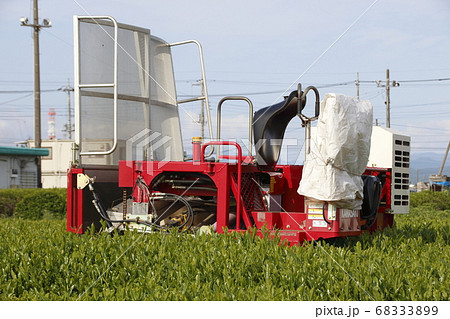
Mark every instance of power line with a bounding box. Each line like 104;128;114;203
392;123;450;133
176;77;450;86
393;100;450;108
399;77;450;83
41;28;73;48
0;89;59;94
0;93;33;105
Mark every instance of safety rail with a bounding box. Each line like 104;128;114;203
201;141;243;230
216;96;253;162
74;16;119;157
216;154;253;163
169;40;214;156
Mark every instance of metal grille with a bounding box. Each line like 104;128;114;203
391;137;410;211
20;171;37;188
393;138;410;207
233;173;266;211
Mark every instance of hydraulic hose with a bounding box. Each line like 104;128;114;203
322;202;331;225
88;183;194;233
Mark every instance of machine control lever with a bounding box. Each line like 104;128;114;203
296;84;320;157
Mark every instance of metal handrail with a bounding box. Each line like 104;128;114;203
169;40;214;156
216;96;253;161
297;83;320;157
297;83;320;120
75;16;119;157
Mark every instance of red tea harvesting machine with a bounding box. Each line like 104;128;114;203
67;16;410;245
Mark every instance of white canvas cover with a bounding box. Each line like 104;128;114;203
297;93;373;210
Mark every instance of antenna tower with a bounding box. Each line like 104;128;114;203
48;108;56;140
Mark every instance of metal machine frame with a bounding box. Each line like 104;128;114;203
67;16;409;245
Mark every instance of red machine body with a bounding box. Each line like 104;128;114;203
67;142;395;245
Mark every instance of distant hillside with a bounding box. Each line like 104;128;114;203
411;152;449;184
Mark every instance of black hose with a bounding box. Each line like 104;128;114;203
362;214;378;230
152;193;194;232
90;189;113;229
92;190;194;233
88;174;194;233
322;202;331;224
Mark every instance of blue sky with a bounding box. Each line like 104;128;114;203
1;0;449;168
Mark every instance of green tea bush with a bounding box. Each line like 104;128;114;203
410;190;450;211
14;191;66;220
0;188;39;217
0;189;27;217
0;207;448;301
0;189;448;300
0;188;66;218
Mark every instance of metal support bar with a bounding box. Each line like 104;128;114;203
216;96;254;161
78;83;115;88
177;96;206;104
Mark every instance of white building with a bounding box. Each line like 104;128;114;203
20;140;74;188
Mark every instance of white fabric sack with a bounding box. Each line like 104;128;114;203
297;93;373;210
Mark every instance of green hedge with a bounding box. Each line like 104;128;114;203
2;188;448;219
410;190;450;211
0;188;66;219
15;192;66;220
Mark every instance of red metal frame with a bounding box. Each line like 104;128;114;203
67;168;84;234
67;142;395;245
202;141;243;229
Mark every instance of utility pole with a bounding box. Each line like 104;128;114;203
377;69;399;128
429;139;450;188
438;139;450;176
193;79;205;140
386;69;391;128
59;79;74;139
20;0;51;187
355;72;360;100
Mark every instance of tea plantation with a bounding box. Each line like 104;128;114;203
0;190;448;300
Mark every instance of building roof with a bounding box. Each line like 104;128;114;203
0;146;49;157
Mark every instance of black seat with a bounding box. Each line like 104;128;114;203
361;175;382;227
252;90;303;170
